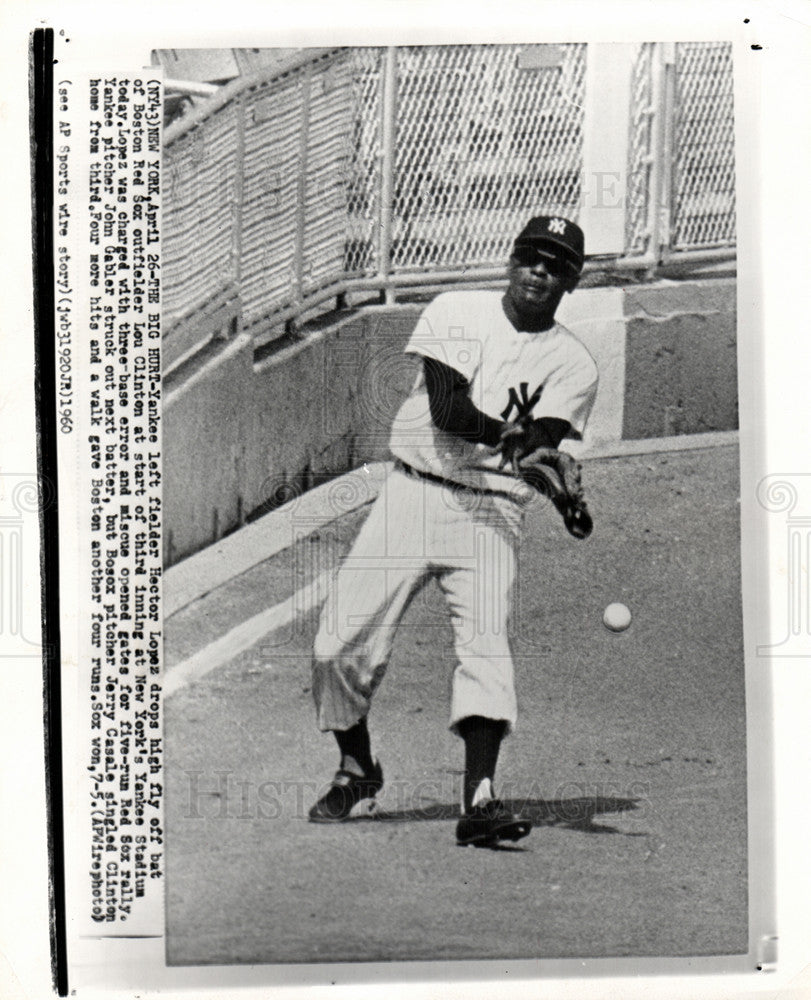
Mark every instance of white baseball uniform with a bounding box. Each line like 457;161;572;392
312;290;598;735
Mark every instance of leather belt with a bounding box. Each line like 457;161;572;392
395;459;519;502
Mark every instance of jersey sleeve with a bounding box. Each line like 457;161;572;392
533;352;599;440
403;294;482;384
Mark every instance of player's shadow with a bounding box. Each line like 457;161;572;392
375;795;645;836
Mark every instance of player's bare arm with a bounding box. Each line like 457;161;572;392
421;354;588;535
496;415;571;468
423;356;572;456
423;356;504;446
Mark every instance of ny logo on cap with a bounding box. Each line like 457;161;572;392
548;218;567;235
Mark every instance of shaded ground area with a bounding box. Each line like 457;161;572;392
164;444;747;965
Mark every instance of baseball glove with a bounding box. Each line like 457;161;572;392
512;446;593;540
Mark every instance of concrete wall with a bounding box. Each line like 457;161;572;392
622;280;738;438
163;277;737;565
163;334;253;565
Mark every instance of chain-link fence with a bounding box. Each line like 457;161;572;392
163;48;353;333
625;43;655;256
163;42;736;352
626;41;736;258
672;42;736;250
387;44;586;271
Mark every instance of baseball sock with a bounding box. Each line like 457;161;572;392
334;717;375;777
458;715;507;813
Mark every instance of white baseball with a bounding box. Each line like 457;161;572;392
603;602;632;632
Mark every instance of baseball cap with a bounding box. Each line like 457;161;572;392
513;215;585;273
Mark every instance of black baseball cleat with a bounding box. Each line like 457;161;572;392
456;800;532;847
308;760;384;823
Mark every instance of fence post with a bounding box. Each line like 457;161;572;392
288;63;313;334
233;92;245;291
580;42;633;255
378;46;398;304
648;42;676;263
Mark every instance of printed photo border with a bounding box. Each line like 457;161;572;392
2;2;810;998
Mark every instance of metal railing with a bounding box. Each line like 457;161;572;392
626;41;736;260
163;42;736;355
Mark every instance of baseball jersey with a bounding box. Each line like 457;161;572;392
389;290;598;498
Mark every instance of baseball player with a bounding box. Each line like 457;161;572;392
309;215;598;847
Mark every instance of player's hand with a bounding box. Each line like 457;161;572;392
496;420;537;474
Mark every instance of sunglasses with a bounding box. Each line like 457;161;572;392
511;244;578;275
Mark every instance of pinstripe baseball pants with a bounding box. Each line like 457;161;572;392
312;466;521;735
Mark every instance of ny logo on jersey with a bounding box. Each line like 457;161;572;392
547;217;567;235
501;382;544;422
